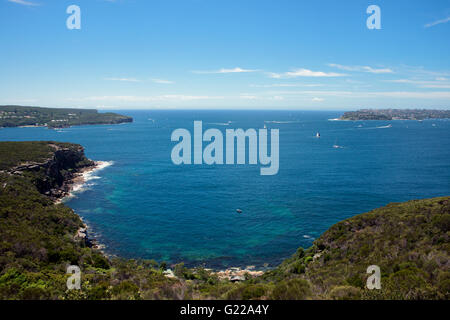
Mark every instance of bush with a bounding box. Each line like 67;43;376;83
270;279;311;300
292;261;305;274
329;286;362;300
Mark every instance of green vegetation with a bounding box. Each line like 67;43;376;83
0;105;132;129
0;141;448;300
0;141;84;170
340;109;450;121
267;197;450;299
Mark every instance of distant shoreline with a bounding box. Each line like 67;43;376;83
339;109;450;121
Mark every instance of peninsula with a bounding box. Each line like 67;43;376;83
340;109;450;121
0;105;132;129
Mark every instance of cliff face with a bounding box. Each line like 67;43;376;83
6;142;94;199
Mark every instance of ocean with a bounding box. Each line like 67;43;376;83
1;110;449;269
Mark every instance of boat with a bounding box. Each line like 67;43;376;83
316;132;320;138
333;139;343;148
236;209;243;214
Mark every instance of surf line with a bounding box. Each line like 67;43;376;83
170;121;279;175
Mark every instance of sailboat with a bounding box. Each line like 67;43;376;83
316;132;320;138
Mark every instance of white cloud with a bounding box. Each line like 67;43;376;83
104;77;140;82
328;63;393;74
193;67;258;74
424;16;450;28
151;79;174;84
8;0;39;6
312;97;324;102
268;68;346;79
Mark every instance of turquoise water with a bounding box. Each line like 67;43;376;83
1;110;449;269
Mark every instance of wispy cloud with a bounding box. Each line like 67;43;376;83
328;63;393;74
268;68;346;78
384;79;450;89
398;65;450;77
312;97;324;102
104;77;140;82
192;67;258;74
266;89;450;99
8;0;40;6
424;16;450;28
151;78;174;84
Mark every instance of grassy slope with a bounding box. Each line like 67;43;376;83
0;141;448;300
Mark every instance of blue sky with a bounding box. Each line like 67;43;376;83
0;0;449;110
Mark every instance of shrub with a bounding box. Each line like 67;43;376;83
329;286;362;300
270;279;311;300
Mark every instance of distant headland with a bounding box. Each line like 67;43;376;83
339;109;450;121
0;105;132;129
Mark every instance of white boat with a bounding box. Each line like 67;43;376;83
316;132;320;138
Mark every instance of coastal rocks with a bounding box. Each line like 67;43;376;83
230;275;246;282
75;226;88;241
9;143;95;201
215;267;264;282
74;223;105;251
163;269;177;279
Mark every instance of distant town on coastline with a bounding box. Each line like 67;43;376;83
340;109;450;121
0;105;133;129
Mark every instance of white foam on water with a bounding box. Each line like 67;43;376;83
62;161;114;201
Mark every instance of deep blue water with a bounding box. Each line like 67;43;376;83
1;110;449;269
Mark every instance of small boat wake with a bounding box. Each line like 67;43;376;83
264;120;300;124
208;121;233;126
376;124;392;129
358;124;392;130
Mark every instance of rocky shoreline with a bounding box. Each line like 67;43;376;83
61;161;112;252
